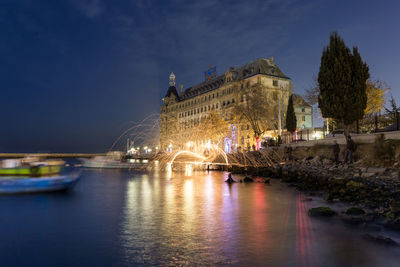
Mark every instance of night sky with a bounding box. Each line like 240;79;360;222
1;0;399;153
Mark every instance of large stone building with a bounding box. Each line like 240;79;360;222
160;57;310;152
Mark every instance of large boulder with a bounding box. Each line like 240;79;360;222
308;206;336;217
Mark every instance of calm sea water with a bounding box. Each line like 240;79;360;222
0;167;400;266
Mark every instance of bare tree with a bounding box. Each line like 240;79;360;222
304;76;319;106
233;84;278;150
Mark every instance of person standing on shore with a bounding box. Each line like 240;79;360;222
344;136;356;163
333;140;340;164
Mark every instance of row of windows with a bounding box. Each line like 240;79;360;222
170;85;240;112
169;78;280;110
177;92;219;109
179;103;220;118
178;96;241;118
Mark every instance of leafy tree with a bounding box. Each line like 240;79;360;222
365;79;390;115
318;32;369;137
286;94;297;133
233;84;278;150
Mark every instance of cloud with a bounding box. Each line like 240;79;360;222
73;0;104;18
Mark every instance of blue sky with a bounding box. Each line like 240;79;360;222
1;0;399;152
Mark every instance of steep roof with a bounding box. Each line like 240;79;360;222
165;57;290;101
165;86;178;98
292;94;311;107
234;57;289;80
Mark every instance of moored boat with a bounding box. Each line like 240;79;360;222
81;151;146;169
0;172;81;194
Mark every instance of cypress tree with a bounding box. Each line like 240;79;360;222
318;32;369;136
286;94;297;133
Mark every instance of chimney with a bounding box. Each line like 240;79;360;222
179;84;183;95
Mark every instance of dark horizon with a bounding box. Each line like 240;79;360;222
1;0;399;153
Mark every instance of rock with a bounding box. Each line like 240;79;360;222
225;173;236;183
308;206;336;217
345;207;366;215
367;167;387;174
346;180;364;189
243;176;254;183
386;217;400;231
311;156;321;164
390;200;400;213
363;234;398;246
225;177;236;183
361;172;375;178
322;158;332;165
331;177;346;185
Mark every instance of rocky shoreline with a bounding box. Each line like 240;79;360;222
229;156;400;244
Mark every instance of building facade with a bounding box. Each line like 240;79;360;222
160;57;298;152
292;94;313;130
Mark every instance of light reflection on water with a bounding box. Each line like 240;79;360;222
121;170;400;266
1;169;400;266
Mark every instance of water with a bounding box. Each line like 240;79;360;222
1;168;400;266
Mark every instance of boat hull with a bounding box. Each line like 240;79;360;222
0;173;81;194
0;165;62;177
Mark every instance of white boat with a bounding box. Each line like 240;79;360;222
81;151;146;169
